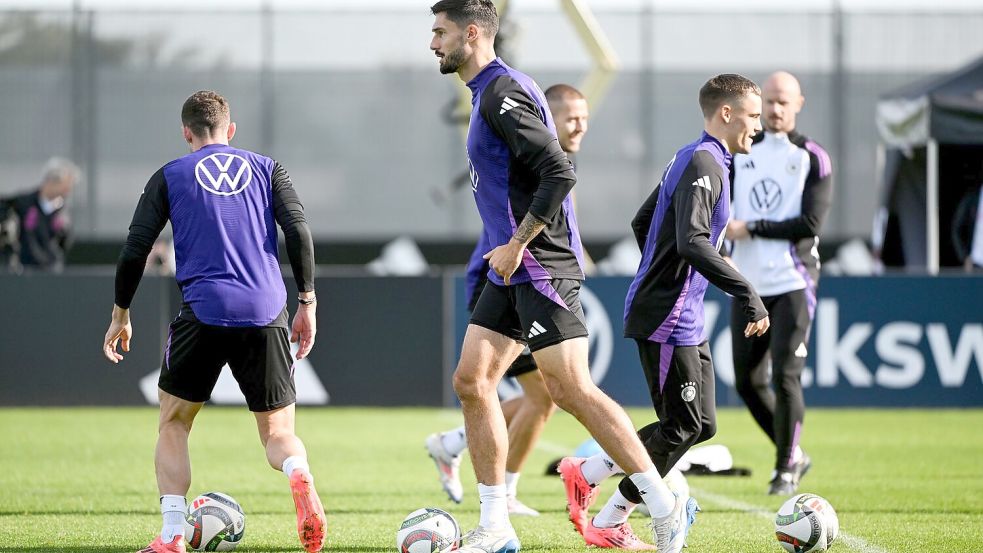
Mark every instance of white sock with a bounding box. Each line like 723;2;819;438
282;456;311;479
580;453;621;486
441;426;468;457
504;472;520;499
629;469;675;519
592;488;637;528
477;483;509;530
160;495;186;542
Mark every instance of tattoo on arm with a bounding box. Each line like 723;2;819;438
512;213;547;245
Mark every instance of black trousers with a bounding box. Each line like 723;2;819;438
618;340;717;504
731;288;812;471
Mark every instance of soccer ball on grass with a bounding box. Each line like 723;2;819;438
183;492;245;551
396;507;460;553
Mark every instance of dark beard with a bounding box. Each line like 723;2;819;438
439;46;467;75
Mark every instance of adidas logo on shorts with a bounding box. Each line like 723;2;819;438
527;321;548;339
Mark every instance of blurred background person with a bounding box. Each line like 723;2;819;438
725;71;833;495
0;157;79;272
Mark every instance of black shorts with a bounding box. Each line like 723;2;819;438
504;347;538;378
469;275;540;377
159;317;296;412
470;279;588;352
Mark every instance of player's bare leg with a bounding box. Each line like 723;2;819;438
144;390;202;553
255;404;307;470
454;324;525;488
453;324;525;550
156;390;201;496
501;396;522;422
506;370;555;474
255;404;325;553
502;371;556;516
533;338;680;547
532;338;654;475
426;368;551;511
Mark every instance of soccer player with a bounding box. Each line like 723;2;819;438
429;2;691;552
426;84;591;517
102;91;326;553
725;71;833;495
560;74;770;549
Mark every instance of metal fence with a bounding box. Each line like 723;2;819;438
1;3;981;243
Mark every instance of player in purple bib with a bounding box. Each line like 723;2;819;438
102;91;326;553
429;2;693;552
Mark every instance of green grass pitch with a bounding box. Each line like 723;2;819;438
1;407;981;552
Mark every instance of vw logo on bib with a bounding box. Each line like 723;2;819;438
195;153;254;196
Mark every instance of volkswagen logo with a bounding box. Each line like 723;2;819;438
195;153;253;196
749;178;783;214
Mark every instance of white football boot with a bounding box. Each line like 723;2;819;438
425;433;464;503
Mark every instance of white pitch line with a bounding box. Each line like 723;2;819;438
535;438;578;456
691;487;893;553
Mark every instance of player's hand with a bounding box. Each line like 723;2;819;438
726;220;750;240
744;316;770;338
103;305;132;363
291;302;317;360
484;240;524;286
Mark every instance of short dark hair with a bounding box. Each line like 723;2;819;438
698;74;760;118
544;83;585;106
181;90;230;138
430;0;499;37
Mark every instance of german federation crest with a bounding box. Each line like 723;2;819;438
195;153;253;196
680;381;697;402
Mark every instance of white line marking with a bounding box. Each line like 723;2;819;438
534;438;573;456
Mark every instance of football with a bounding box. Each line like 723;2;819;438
183;492;246;551
810;495;839;548
775;493;831;552
396;507;460;553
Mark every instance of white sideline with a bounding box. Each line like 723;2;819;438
532;438;574;456
691;487;893;553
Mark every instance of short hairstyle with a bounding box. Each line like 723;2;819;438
430;0;499;37
181;90;231;138
698;74;761;118
544;83;585;106
40;157;80;184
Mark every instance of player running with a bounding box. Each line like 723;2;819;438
559;74;770;549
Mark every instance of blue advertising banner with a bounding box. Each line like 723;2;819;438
453;276;983;407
